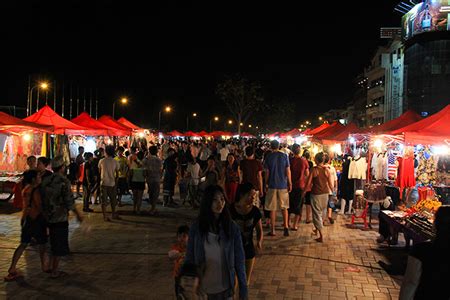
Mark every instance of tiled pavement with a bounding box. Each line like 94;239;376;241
0;194;405;300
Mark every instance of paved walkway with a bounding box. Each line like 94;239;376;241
0;194;404;299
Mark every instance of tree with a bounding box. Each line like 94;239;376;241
254;98;297;133
216;76;264;135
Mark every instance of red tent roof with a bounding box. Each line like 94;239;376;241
370;110;422;134
321;123;360;145
71;112;119;136
165;130;184;137
24;105;96;135
281;128;302;138
0;111;54;134
313;122;345;139
240;132;255;138
183;131;201;137
117;117;142;131
306;123;331;135
98;115;133;136
390;105;450;145
198;131;210;137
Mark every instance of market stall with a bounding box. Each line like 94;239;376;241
372;106;450;245
98;115;133;147
0;111;54;203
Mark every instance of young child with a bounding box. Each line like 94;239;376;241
168;225;189;298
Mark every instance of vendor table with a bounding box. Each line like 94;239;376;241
379;210;431;249
0;173;22;202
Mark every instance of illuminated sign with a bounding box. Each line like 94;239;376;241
402;0;449;40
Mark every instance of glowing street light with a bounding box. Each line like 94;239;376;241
159;105;172;131
240;122;243;126
318;116;323;121
228;120;233;125
248;124;252;128
29;81;49;114
112;97;128;118
210;116;220;132
187;112;197;130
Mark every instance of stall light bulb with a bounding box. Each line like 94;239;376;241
374;139;383;148
138;132;145;138
349;137;356;144
23;133;31;141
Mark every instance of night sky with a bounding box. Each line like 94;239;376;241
4;1;402;130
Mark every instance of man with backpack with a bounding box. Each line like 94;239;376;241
41;155;83;278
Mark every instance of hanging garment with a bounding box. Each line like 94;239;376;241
396;157;416;199
338;158;354;201
348;156;367;180
387;150;399;180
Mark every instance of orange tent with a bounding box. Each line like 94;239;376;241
117;117;142;131
98;115;133;136
71;112;118;136
390;105;450;145
24;105;100;135
0;111;54;134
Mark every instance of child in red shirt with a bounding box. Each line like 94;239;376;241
168;225;189;298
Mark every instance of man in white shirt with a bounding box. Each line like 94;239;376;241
219;143;229;164
98;145;120;221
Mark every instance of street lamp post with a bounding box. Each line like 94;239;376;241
112;97;128;119
209;116;219;132
28;82;49;114
158;105;172;131
186;112;197;131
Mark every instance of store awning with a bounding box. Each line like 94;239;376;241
183;131;201;137
117;117;143;131
24;105;98;135
390;105;450;145
0;111;54;134
198;131;210;137
97;115;133;136
71;112;119;136
280;128;302;138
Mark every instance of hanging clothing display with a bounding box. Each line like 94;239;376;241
338;157;354;201
371;152;388;181
387;150;399;180
416;146;437;186
396;156;416;198
348;156;367;180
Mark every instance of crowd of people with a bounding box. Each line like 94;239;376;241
4;137;449;300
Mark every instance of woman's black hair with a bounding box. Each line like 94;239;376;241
314;152;325;164
22;170;38;186
226;153;238;170
137;151;145;160
235;182;254;203
198;185;231;240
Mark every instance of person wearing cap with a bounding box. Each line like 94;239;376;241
41;155;83;278
264;139;292;237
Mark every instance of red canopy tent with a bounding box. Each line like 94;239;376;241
0;111;54;134
24;105;99;135
305;123;330;135
71;112;119;136
313;122;345;140
198;131;210;137
209;131;225;138
266;132;279;139
98;115;133;136
117;117;142;131
240;132;255;138
370;110;422;134
184;131;201;137
389;105;450;145
165;130;184;137
280;128;302;138
321;123;360;145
